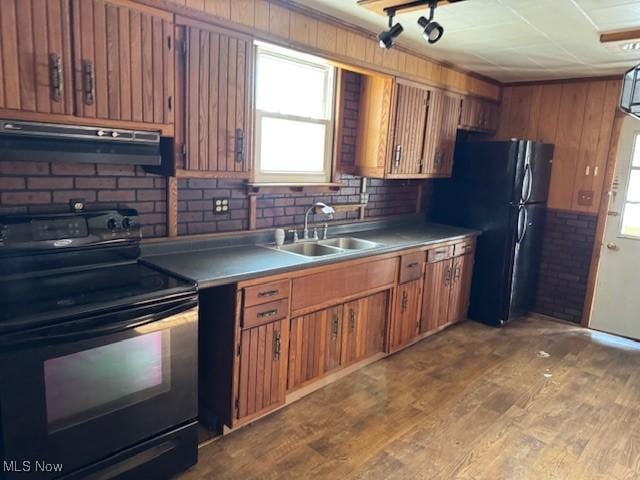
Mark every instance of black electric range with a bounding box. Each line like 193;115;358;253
0;210;199;480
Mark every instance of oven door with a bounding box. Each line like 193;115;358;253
0;295;198;480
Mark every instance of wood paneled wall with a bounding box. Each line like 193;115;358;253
495;78;621;213
152;0;500;101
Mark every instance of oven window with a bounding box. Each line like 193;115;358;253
44;331;171;433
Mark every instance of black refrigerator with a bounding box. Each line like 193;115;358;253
432;139;554;327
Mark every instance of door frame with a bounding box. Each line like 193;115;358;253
582;112;625;327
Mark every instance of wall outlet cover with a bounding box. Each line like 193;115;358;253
213;198;230;214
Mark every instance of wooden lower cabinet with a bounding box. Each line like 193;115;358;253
447;254;474;324
421;252;474;333
288;291;389;390
288;305;343;390
342;291;389;365
421;259;452;332
236;319;289;422
389;279;423;351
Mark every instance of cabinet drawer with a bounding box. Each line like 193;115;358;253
244;280;290;307
454;239;475;257
399;252;425;284
428;245;454;263
243;298;289;329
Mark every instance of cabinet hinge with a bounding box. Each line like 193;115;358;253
181;143;187;158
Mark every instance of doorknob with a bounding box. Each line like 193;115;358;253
606;242;619;251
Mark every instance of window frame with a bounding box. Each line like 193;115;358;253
253;44;337;184
619;131;640;239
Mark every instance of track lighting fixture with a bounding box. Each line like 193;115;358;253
417;1;444;44
378;0;450;49
378;14;404;49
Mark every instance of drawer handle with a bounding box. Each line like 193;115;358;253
258;309;278;318
257;289;279;298
273;331;281;359
348;309;356;332
407;261;420;268
434;249;447;255
331;314;340;339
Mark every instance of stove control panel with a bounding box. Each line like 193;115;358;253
0;209;141;252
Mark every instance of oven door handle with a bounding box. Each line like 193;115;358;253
1;296;198;349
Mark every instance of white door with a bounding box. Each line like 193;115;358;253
590;116;640;339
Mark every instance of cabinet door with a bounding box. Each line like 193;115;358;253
288;305;342;390
72;0;173;125
420;259;452;333
448;254;474;324
178;24;252;176
389;83;429;175
389;279;423;351
0;0;73;115
236;319;289;422
423;90;461;177
342;291;389;365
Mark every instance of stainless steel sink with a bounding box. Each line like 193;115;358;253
263;237;383;258
273;242;343;257
318;237;380;250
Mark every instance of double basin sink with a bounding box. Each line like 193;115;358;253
264;237;383;258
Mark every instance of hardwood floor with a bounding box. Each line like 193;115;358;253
181;316;640;480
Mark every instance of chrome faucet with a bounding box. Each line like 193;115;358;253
303;202;335;240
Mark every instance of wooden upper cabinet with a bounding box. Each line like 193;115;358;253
71;0;173;126
459;96;499;133
423;90;461;177
355;76;461;179
0;0;74;115
175;21;252;177
389;83;428;176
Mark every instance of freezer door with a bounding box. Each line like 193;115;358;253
508;203;547;320
520;142;554;204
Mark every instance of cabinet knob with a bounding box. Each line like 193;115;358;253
606;242;619;251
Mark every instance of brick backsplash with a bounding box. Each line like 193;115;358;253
0;161;167;238
534;209;597;323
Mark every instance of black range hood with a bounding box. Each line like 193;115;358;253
0;119;162;166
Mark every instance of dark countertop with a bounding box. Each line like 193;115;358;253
141;217;480;289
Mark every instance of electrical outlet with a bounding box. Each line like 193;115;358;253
213;198;230;214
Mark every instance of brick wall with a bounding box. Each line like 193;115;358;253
534;209;597;323
0;161;167;237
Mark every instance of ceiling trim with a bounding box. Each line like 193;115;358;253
503;74;622;88
600;28;640;44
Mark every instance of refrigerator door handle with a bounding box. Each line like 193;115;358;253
517;206;528;244
522;163;533;203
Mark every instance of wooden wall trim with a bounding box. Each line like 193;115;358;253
581;113;624;327
503;74;622;88
132;0;501;100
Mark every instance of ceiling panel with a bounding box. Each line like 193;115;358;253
293;0;640;82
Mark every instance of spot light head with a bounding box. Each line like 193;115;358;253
378;22;404;49
418;16;444;44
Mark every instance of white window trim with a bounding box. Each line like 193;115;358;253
254;45;336;184
619;131;640;240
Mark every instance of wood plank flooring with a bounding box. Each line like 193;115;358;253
181;316;640;480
